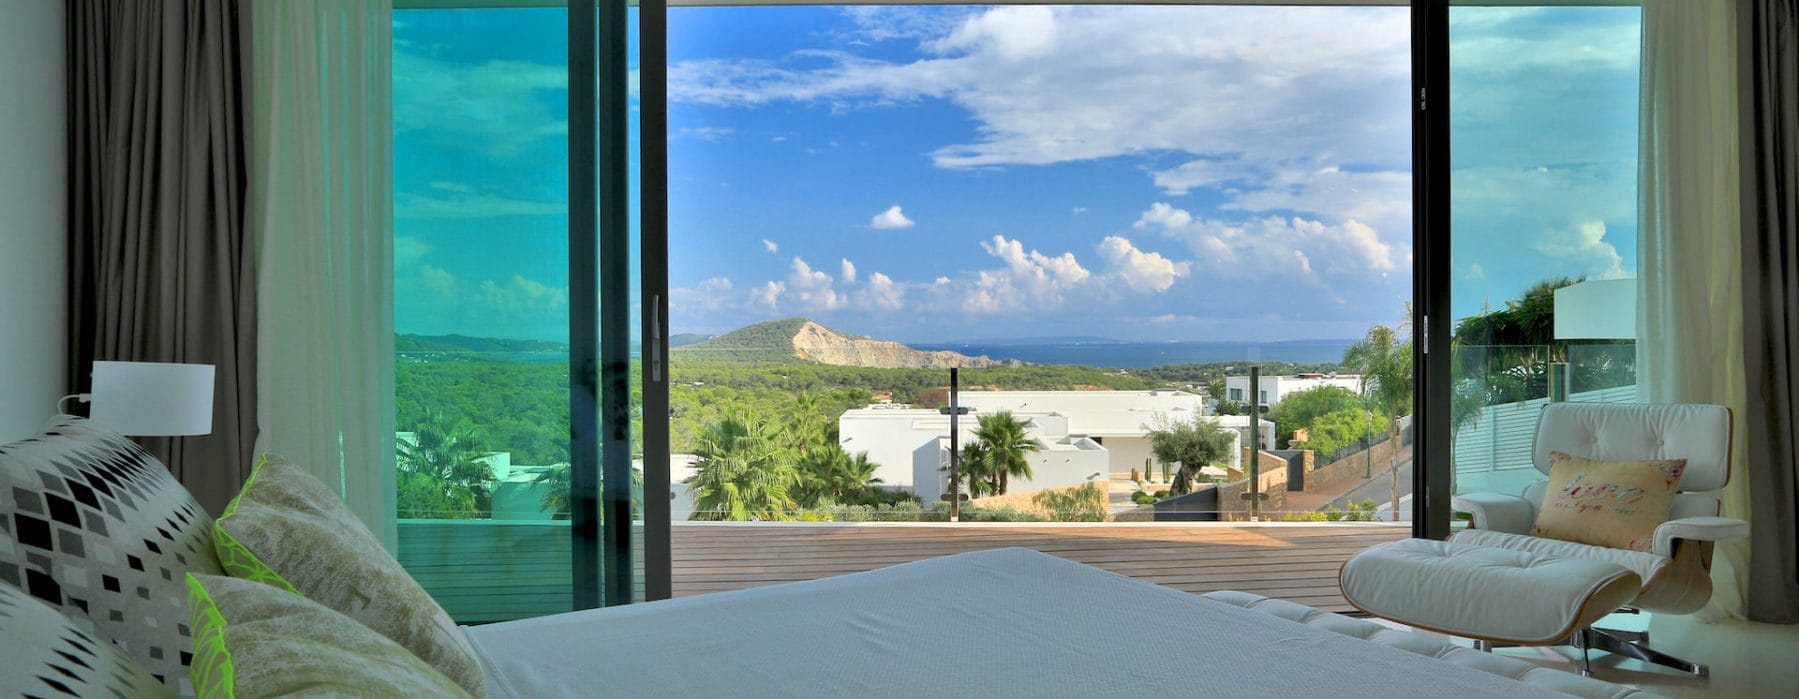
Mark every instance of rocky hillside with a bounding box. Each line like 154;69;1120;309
674;318;1021;369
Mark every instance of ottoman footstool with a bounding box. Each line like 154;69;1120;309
1339;538;1647;676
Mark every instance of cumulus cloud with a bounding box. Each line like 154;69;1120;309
840;258;858;284
750;258;848;312
477;276;569;317
1133;202;1396;282
1532;220;1626;280
870;205;916;229
961;235;1092;313
1097;236;1190;293
861;272;905;310
671;277;736;313
750;281;784;310
762;238;779;253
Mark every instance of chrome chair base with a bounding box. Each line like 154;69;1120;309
1578;628;1707;678
1470;628;1705;678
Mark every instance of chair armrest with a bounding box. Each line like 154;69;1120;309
1652;516;1749;557
1450;492;1535;534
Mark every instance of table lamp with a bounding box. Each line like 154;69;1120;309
68;361;216;436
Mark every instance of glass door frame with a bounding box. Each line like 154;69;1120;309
1413;0;1452;540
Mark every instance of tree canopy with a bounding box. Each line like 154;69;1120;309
1147;414;1237;496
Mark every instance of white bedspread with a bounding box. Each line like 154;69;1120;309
465;548;1577;698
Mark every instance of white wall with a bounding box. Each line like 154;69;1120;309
0;1;67;442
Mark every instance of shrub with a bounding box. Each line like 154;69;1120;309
1031;483;1108;522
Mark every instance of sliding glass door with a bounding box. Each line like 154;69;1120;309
1442;2;1643;518
390;0;653;621
661;3;1416;610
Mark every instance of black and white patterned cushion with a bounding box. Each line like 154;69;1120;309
0;581;175;698
0;415;223;696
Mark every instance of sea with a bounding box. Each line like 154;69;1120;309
910;340;1354;369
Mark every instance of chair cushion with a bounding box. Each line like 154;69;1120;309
0;581;176;699
1452;528;1670;589
1532;402;1730;491
1531;452;1684;551
1339;538;1641;644
1204;590;1658;698
0;415;224;695
185;574;473;699
213;455;485;697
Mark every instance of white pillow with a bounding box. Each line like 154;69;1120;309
0;415;224;695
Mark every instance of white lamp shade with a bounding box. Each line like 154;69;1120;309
88;361;216;436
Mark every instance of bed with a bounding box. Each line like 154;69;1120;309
466;547;1655;698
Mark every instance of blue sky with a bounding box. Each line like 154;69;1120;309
392;5;1640;345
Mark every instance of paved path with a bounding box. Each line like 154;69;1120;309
1329;445;1414;514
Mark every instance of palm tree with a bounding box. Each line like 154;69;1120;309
396;410;494;518
1343;310;1414;521
955;441;998;499
1146;414;1237;496
971;411;1038;495
685;415;800;521
794;445;886;508
532;462;643;521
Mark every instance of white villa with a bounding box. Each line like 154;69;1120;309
1224;373;1362;407
838;390;1276;503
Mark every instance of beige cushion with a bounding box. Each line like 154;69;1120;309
1531;451;1685;551
213;456;485;696
185;574;472;699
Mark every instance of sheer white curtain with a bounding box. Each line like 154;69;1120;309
1636;0;1748;620
250;0;397;548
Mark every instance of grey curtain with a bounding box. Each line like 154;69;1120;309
67;0;255;514
1739;0;1799;625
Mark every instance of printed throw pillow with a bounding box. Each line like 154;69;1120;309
185;574;474;699
1531;451;1686;552
0;415;224;695
0;581;176;699
214;456;485;697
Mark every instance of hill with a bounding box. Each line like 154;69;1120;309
673;318;1022;369
397;334;568;354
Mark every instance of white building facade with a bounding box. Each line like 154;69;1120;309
837;391;1274;502
1224;373;1362;407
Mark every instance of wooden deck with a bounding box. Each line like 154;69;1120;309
673;522;1410;612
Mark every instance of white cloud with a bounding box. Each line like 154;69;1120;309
961;235;1093;313
1532;220;1625;280
750;281;784;310
1467;263;1486;280
762;239;779;253
1151;158;1247;196
393;49;567;157
678;126;736;141
752;258;848;312
870;205;916;229
861;272;904;310
840;258;858;284
395;191;565;220
671;277;736;313
672;6;1409;179
477;276;569;317
1097;236;1190;293
1072;207;1087;214
1134;202;1396;281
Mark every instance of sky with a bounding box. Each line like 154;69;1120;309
391;5;1641;345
